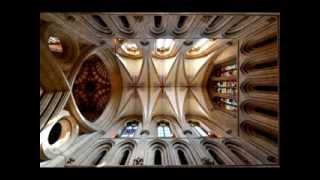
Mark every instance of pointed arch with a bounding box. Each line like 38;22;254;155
200;139;234;165
114;140;137;165
79;139;114;166
222;139;263;165
151;115;184;138
146;139;171;165
171;140;199;165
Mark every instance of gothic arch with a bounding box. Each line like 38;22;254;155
240;99;278;128
151;115;183;137
186;116;212;137
222;138;263;165
200;139;234;165
146;139;172;165
240;20;277;55
110;15;136;37
223;16;263;39
202;15;234;37
81;14;114;36
149;15;167;37
171;15;196;37
171;140;199;165
113;140;137;165
240;120;278;156
240;78;278;101
79;139;114;166
185;115;228;138
240;55;278;75
115;115;143;138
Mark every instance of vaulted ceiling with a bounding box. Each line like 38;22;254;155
40;13;278;137
114;38;233;87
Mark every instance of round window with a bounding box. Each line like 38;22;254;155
48;122;62;145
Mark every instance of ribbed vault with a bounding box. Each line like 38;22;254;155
40;13;279;167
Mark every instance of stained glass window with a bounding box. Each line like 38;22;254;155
157;122;173;137
121;121;138;138
214;97;237;111
189;122;208;137
209;61;238;114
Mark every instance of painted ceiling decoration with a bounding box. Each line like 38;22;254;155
72;56;111;122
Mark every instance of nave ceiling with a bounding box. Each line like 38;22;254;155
40;13;278;140
40;13;279;167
